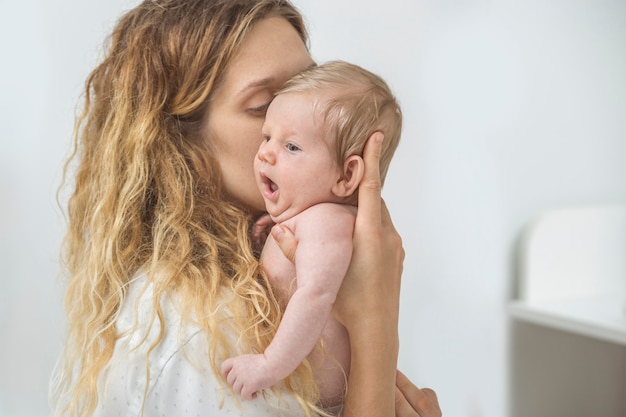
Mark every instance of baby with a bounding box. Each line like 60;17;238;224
221;60;402;407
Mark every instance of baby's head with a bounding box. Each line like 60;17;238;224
277;60;402;203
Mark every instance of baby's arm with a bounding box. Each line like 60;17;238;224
221;204;354;400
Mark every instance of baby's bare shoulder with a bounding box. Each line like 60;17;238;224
293;203;356;237
305;202;356;217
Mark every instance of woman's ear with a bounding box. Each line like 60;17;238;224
332;155;365;198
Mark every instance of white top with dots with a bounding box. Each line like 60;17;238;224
91;273;319;417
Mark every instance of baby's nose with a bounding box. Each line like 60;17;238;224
257;142;276;164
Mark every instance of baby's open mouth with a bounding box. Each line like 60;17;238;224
260;173;278;195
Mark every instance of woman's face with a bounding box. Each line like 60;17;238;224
205;17;314;215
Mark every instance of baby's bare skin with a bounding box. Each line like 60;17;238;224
222;203;354;405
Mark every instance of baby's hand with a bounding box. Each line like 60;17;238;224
221;354;276;400
252;214;275;246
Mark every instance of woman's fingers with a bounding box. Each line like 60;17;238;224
395;386;419;417
395;370;442;417
357;131;384;227
381;199;404;264
271;224;297;264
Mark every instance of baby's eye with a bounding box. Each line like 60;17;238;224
286;143;300;152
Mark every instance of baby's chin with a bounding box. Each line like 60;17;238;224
266;207;293;224
267;203;314;225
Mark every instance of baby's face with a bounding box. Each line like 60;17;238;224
254;92;342;223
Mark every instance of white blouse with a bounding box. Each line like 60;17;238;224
91;273;327;417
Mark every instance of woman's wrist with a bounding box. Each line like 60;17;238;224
348;315;399;364
345;311;399;346
343;318;399;417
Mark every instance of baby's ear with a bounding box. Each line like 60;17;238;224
332;155;364;198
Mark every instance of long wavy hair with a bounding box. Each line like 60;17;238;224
51;1;324;416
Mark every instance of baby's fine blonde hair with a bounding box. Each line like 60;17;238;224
278;60;403;194
53;1;325;416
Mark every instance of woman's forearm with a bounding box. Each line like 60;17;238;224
343;319;399;417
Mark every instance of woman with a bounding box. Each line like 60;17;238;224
52;1;441;416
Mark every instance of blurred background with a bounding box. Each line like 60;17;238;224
1;0;625;416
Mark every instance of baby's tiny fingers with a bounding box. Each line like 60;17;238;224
221;359;233;377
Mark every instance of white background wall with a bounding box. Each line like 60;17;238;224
1;1;625;416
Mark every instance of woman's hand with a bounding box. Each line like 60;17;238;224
396;370;442;417
334;132;404;334
336;131;403;416
334;131;404;333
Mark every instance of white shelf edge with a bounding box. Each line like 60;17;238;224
509;298;626;346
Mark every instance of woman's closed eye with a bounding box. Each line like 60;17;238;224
248;102;271;116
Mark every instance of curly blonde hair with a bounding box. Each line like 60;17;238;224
52;1;324;415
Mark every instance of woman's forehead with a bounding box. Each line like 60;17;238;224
224;17;313;94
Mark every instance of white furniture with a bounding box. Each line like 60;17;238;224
509;205;626;345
